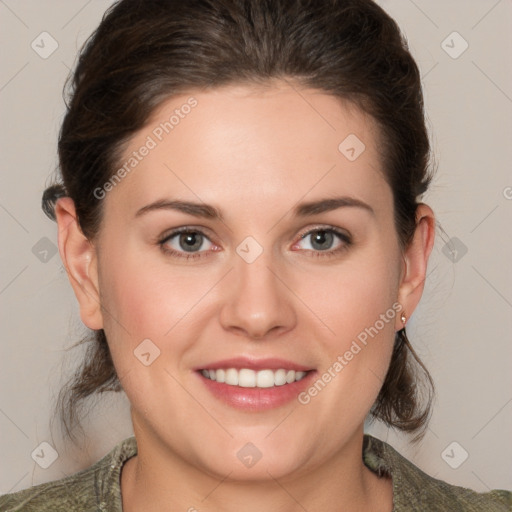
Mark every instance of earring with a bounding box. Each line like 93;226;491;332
400;313;407;327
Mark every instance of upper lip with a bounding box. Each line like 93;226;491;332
195;357;313;372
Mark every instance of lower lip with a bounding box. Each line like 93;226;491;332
197;371;317;410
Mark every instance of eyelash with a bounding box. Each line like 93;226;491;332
158;225;352;261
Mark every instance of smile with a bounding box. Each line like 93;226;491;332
200;368;309;388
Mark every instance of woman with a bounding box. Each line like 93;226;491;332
1;0;510;510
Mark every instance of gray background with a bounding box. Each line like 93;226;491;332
1;0;511;495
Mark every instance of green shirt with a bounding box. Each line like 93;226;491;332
1;435;510;511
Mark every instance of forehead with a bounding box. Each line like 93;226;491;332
106;81;391;219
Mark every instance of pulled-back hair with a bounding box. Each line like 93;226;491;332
44;0;434;441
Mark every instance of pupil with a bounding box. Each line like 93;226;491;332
312;230;333;250
180;232;202;252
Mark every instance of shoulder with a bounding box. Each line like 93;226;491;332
0;437;137;512
363;434;511;512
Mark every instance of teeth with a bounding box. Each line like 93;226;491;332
225;368;239;386
239;368;256;388
256;369;274;388
274;369;287;386
201;368;309;388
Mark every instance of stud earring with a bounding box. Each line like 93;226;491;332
400;313;407;327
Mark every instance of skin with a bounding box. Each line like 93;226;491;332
56;81;435;512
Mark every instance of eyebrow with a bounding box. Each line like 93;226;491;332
135;199;221;220
135;196;374;220
294;197;374;217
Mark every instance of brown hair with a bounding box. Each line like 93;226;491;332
44;0;434;441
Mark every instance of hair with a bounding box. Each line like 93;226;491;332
44;0;434;441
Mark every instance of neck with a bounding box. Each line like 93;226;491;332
121;425;392;512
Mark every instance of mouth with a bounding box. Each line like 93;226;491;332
195;358;316;410
200;368;309;388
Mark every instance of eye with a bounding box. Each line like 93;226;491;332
159;228;216;259
293;227;351;256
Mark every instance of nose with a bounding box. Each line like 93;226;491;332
219;249;297;340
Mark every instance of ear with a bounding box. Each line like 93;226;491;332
55;197;104;330
395;203;435;331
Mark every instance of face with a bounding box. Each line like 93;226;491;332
83;82;409;479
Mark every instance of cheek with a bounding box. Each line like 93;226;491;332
95;250;216;411
307;243;401;344
297;238;401;407
96;246;223;362
99;239;189;322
